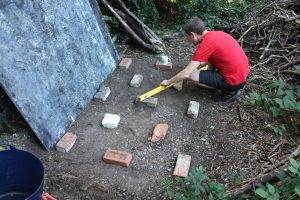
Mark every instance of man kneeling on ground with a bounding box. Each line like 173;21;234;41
160;17;250;103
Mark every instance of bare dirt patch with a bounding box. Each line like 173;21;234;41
1;37;297;200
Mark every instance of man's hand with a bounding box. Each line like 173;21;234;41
160;80;169;86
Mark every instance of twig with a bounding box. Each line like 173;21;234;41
263;145;300;174
227;145;300;199
281;70;300;76
238;26;253;42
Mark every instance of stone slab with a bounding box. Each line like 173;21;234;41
0;0;118;150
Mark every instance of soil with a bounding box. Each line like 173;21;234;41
0;37;298;200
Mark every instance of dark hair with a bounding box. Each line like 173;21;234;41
183;17;206;35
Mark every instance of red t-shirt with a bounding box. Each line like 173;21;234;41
192;31;249;85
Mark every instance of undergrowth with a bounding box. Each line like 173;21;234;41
166;0;250;31
247;66;300;135
162;158;300;199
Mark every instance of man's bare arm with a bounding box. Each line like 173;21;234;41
161;61;206;85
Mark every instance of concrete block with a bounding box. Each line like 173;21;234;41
102;149;132;167
56;132;77;153
155;61;172;70
151;123;169;142
187;101;199;119
130;74;143;87
101;113;120;128
173;153;191;178
173;81;183;91
142;97;158;108
119;58;132;70
94;85;111;101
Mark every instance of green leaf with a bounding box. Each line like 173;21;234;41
267;196;278;200
256;188;269;198
277;171;286;180
249;92;261;101
289;158;299;169
295;186;300;196
273;98;283;108
198;185;205;193
270;107;281;117
175;177;183;183
294;65;300;73
167;190;175;198
296;85;300;97
208;193;214;200
283;96;295;109
288;166;298;174
296;103;300;112
267;183;275;194
276;88;285;96
269;80;285;88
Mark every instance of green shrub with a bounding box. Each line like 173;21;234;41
100;0;159;33
167;0;249;31
162;166;227;200
162;159;300;199
254;158;300;200
247;75;300;135
127;0;159;29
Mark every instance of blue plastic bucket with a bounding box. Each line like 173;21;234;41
0;144;44;200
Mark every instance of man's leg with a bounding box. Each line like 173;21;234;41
188;68;215;89
197;70;245;102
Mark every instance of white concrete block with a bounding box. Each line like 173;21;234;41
142;97;158;108
130;74;143;87
94;86;111;101
187;101;199;119
101;113;120;128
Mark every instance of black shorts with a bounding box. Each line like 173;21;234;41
199;70;246;92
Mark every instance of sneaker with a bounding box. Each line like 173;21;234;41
214;90;241;103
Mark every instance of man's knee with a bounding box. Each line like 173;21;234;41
188;70;200;82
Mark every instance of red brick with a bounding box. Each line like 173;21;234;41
56;132;77;153
119;58;132;70
173;154;191;178
155;61;172;70
102;149;132;167
151;123;169;142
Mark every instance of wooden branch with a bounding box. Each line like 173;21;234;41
227;168;287;199
278;59;300;70
114;8;148;42
99;0;165;53
263;145;300;174
227;145;300;199
238;26;253;42
114;0;162;42
259;40;275;60
281;70;300;75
